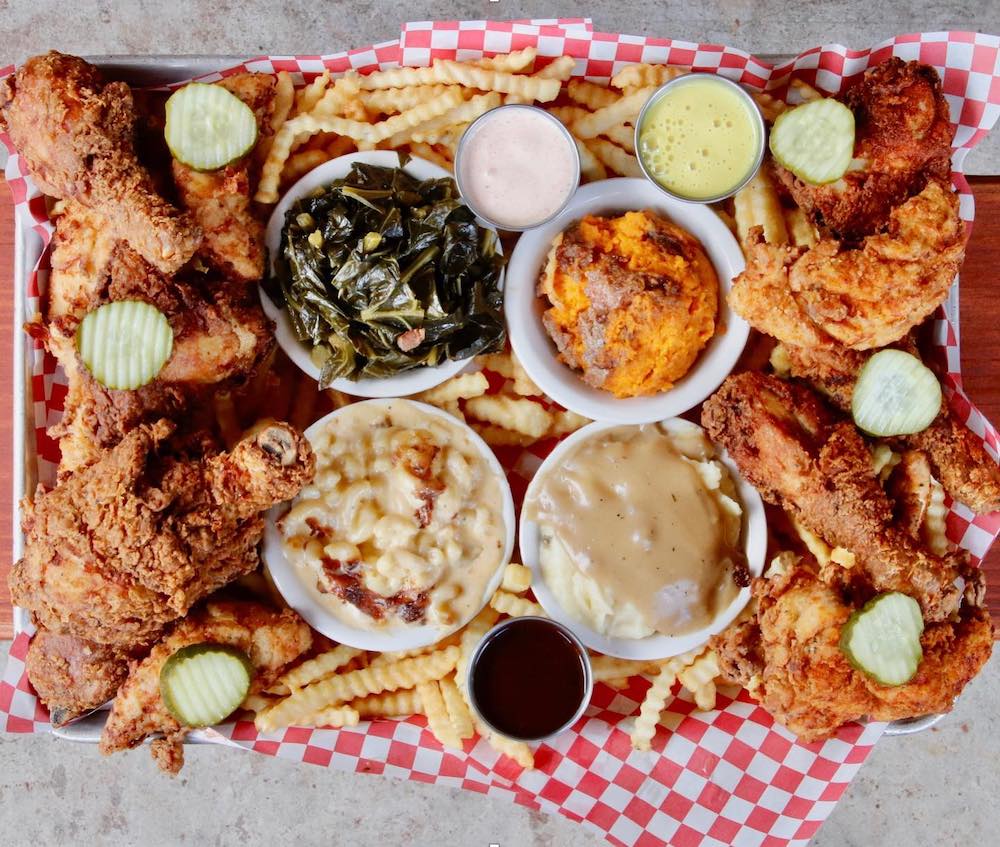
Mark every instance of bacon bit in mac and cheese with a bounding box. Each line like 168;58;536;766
279;400;508;631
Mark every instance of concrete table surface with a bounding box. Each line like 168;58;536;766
1;3;997;846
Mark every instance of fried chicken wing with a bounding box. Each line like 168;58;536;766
731;180;964;351
711;553;993;743
10;420;314;648
779;342;1000;514
99;601;313;773
0;52;200;273
26;628;134;727
171;73;276;282
775;59;953;239
702;372;966;620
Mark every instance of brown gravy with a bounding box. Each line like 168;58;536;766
526;424;743;636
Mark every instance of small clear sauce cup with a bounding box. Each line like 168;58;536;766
634;73;766;204
454;104;581;231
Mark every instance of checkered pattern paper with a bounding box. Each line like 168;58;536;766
3;20;1000;847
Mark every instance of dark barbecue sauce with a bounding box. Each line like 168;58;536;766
470;618;588;740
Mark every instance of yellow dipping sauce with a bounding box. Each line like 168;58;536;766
638;76;761;200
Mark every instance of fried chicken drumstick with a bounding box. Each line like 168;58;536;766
0;52;201;273
702;372;975;621
10;419;314;651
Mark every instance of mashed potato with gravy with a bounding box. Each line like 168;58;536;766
537;211;718;398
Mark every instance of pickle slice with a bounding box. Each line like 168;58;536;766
165;82;258;171
840;592;924;686
769;97;855;185
159;643;253;728
852;349;942;437
76;300;174;391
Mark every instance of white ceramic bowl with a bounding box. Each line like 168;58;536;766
504;178;748;424
262;398;517;652
262;151;502;398
519;417;767;660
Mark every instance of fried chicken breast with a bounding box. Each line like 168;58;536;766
0;52;200;273
100;602;313;773
10;420;315;648
702;372;971;620
774;58;953;239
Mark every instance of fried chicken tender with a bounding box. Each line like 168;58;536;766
43;200;275;474
171;73;276;282
26;628;134;727
702;372;968;620
731;180;964;351
100;601;313;773
10;419;315;648
712;553;993;743
775;59;953;239
779;342;1000;514
0;52;200;273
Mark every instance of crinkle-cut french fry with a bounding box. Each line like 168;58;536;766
477;47;537;73
465;394;553;439
611;63;686;91
264;681;291;696
677;650;721;711
547;409;591;438
280;645;365;690
257;71;295;164
257;646;460;732
584;137;643;178
602;122;636;154
408;142;453;173
490;590;545;618
789;78;823;103
568;78;620;110
439;674;475;740
390;92;501;147
784;206;818;247
733;168;789;246
439;401;464;421
472;423;536;448
509;353;541;397
456;606;501;695
534;55;576;81
351;689;423;718
368;632;462;667
213;391;242;449
575;137;608;181
417;681;463;749
590;655;660;682
476;351;515;378
546;104;590;127
294;70;331;116
474;716;535;769
753;90;787;123
417;371;489;406
630;662;678;751
603;677;632;689
298;705;361;729
924;475;951;556
325;134;356;159
340;97;369;122
281;148;328;186
713;206;738;237
572;87;656;139
360;59;563;103
312;72;362;116
241;692;278;714
360;84;456;115
500;563;532;594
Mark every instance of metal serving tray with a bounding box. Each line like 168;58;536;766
3;54;945;741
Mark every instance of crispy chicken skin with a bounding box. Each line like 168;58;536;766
10;420;315;648
731;180;964;351
702;372;969;620
171;73;276;282
0;52;201;273
43;200;275;474
712;554;993;743
100;602;313;774
779;342;1000;514
26;629;134;727
774;59;954;240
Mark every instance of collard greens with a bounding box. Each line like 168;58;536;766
268;159;506;384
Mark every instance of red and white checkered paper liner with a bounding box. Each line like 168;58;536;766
3;19;1000;847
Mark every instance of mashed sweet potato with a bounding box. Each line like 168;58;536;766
537;210;719;398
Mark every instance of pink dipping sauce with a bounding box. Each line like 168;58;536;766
458;106;579;230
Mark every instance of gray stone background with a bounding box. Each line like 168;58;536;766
2;2;998;845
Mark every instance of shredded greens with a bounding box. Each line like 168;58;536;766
267;158;506;384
